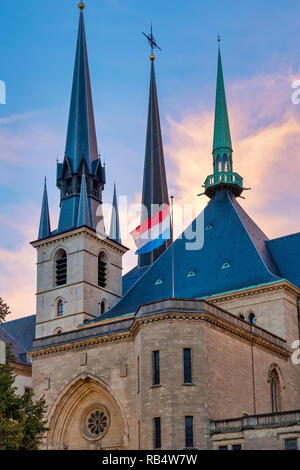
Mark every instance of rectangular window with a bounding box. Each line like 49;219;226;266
185;416;194;448
183;348;192;383
285;439;298;450
232;444;242;450
153;417;161;449
219;445;228;450
137;356;140;393
152;351;160;386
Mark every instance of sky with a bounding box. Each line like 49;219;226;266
2;0;300;320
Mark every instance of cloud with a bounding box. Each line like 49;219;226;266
165;70;300;239
0;204;40;321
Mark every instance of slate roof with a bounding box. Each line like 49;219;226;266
267;233;300;288
95;190;282;321
0;315;36;353
0;317;35;366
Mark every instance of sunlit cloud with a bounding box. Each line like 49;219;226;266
165;70;300;239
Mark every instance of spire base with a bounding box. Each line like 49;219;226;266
204;171;244;199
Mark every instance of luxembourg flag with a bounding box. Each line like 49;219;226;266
131;204;171;255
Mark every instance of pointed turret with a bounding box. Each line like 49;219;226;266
213;46;232;157
77;168;91;228
65;6;98;172
109;183;121;244
204;40;244;199
138;47;170;268
38;178;51;240
56;4;105;233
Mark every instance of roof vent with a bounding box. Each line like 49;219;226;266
221;262;231;269
155;279;163;285
187;270;196;278
205;224;213;231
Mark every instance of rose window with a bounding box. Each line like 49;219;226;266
81;404;110;441
87;410;108;436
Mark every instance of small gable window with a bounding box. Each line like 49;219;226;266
187;271;196;278
55;249;67;286
221;262;231;269
98;253;107;288
57;299;64;317
155;279;163;285
205;224;213;231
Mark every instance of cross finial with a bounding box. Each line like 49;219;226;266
217;33;221;47
142;25;162;61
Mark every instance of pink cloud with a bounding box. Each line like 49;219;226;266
165;70;300;239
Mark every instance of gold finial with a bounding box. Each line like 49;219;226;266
78;2;85;10
150;54;155;61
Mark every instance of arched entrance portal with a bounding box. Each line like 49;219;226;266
46;373;129;450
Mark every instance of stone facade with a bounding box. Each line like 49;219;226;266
30;293;300;450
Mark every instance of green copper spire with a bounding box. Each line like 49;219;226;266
213;45;232;154
38;178;51;240
203;40;244;199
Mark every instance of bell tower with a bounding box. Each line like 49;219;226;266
31;3;127;339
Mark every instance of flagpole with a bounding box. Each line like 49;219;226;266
170;195;175;299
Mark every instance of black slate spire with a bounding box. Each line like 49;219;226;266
138;54;170;268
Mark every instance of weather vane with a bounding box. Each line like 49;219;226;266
142;25;162;60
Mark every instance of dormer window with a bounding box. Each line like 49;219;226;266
65;177;73;196
187;271;196;278
221;262;230;269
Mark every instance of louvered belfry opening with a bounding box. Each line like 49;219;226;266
56;250;67;286
98;253;107;288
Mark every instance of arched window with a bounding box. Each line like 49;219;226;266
216;154;221;172
54;328;63;335
98;253;107;288
249;313;256;325
223;154;228;172
100;300;106;315
56;249;67;286
270;369;281;412
239;314;245;320
57;299;64;317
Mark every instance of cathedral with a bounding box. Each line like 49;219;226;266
2;2;300;450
